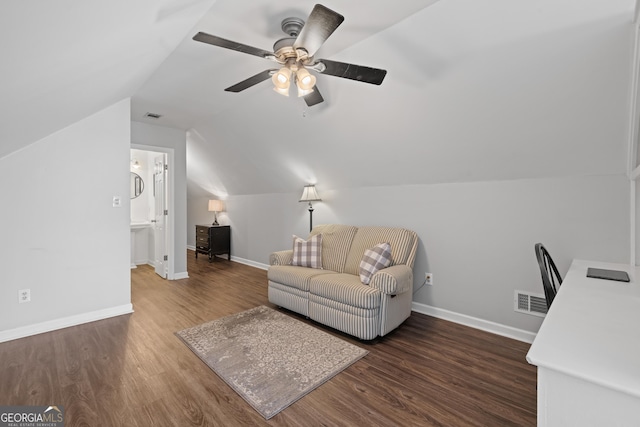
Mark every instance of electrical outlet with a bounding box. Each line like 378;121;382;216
425;273;433;286
18;289;31;303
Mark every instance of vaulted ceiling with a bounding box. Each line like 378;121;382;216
1;0;635;198
0;0;216;159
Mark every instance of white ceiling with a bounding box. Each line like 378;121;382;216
1;0;636;198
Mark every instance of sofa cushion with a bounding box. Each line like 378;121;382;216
309;224;357;273
309;273;381;309
359;242;392;285
292;234;322;269
344;227;418;275
268;265;336;292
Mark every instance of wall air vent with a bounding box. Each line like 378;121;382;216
514;290;548;317
144;112;162;119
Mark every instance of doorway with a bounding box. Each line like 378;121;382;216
130;146;173;279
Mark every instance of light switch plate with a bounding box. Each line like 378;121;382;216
113;196;122;207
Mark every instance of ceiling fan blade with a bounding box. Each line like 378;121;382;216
293;4;344;57
304;86;324;107
224;69;277;92
193;32;273;59
315;59;387;85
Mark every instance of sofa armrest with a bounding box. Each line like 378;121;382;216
369;265;414;295
270;250;293;266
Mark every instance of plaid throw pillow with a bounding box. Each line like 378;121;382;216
292;234;323;269
359;242;392;285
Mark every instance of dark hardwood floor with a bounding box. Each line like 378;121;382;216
0;253;537;426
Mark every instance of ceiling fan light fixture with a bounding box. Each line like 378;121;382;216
273;86;290;97
297;86;314;98
272;66;292;97
296;68;316;91
272;67;292;89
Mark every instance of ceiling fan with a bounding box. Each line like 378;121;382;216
192;4;387;107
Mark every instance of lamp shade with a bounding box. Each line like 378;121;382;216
296;68;316;91
208;200;224;212
299;185;321;202
271;67;291;91
296;85;314;98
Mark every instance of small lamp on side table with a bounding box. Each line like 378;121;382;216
299;185;321;232
208;200;224;226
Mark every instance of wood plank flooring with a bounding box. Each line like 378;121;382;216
0;253;537;426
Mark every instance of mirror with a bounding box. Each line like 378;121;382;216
130;172;144;199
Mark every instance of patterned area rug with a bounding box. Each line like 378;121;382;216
176;305;368;419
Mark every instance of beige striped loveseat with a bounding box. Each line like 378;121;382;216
268;224;418;340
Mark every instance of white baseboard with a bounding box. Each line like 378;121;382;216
186;246;268;270
0;304;134;344
172;271;189;280
230;256;268;270
131;260;152;270
411;302;536;343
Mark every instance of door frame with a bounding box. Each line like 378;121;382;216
131;143;176;280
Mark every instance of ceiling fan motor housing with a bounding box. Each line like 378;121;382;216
273;17;310;63
273;37;297;56
281;17;304;37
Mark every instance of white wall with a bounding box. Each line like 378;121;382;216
214;174;628;334
0;99;132;340
131;121;188;277
188;193;300;265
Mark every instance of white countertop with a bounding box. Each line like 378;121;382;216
526;259;640;398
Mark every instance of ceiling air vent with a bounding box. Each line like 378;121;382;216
514;290;547;317
144;112;162;119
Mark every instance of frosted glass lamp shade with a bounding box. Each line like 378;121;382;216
272;67;292;96
296;68;316;91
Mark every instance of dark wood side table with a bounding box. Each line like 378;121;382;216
195;225;231;262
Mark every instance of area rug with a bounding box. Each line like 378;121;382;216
175;305;368;419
